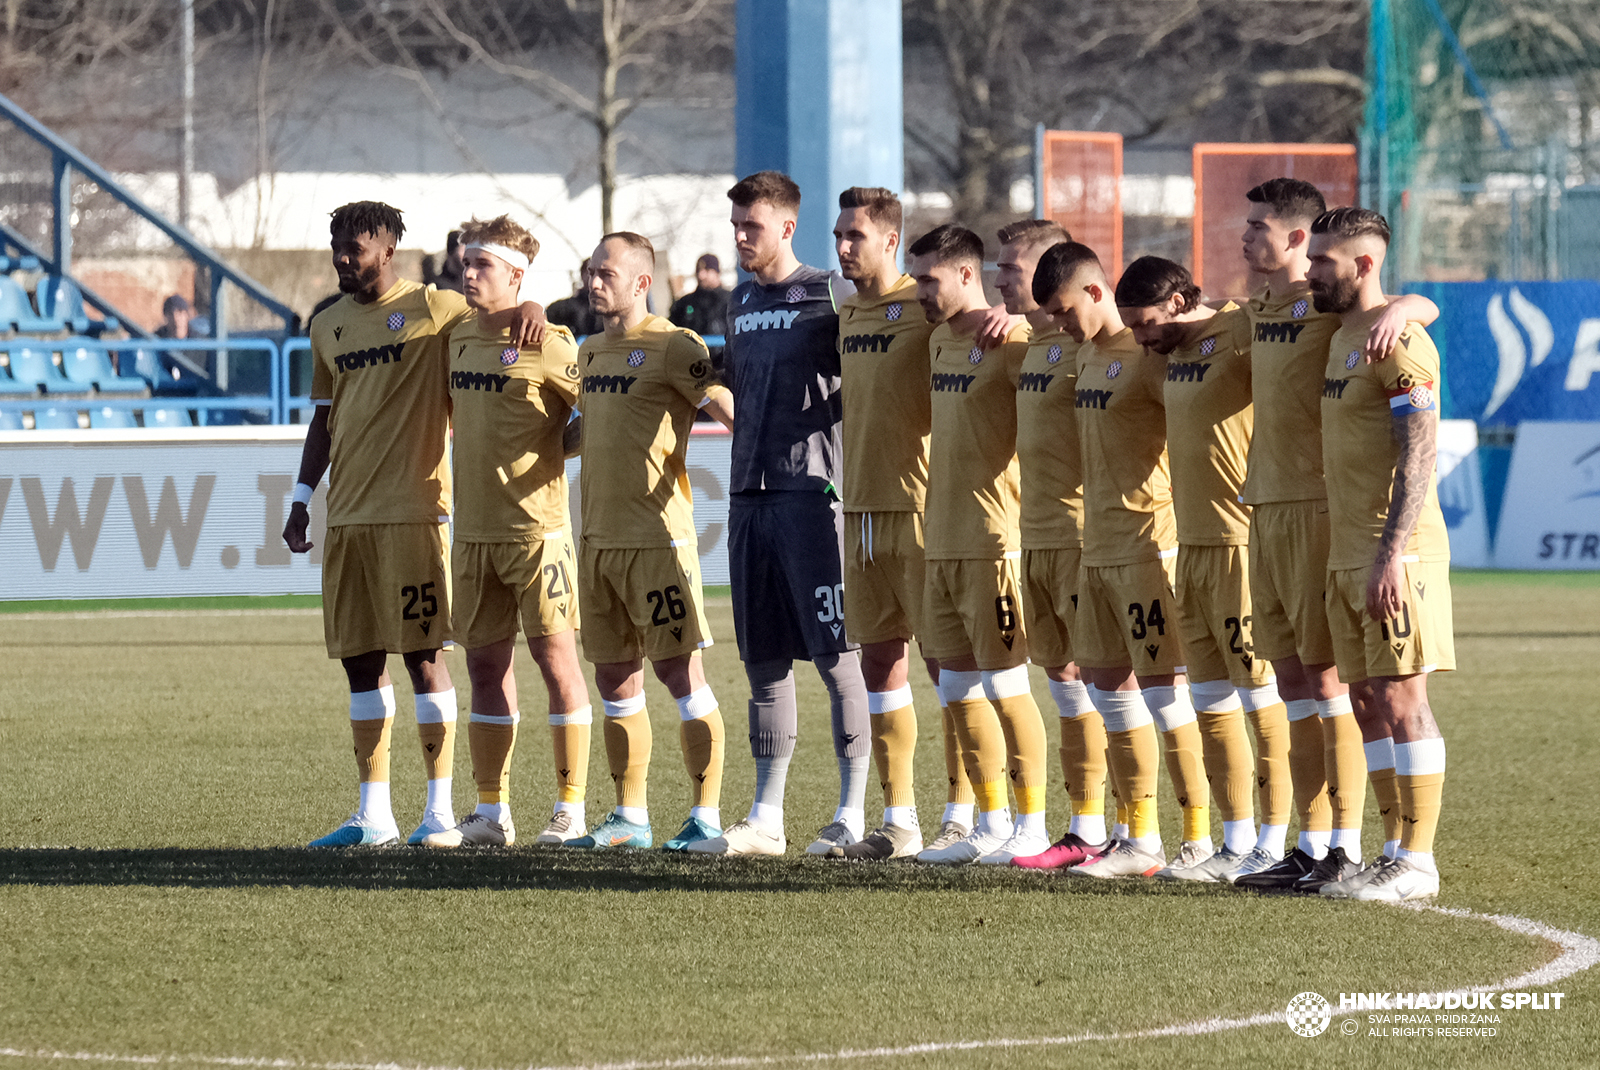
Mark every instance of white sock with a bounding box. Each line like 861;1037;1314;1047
942;802;974;828
1070;813;1107;843
1284;698;1318;723
1016;810;1047;837
1130;833;1162;855
833;805;866;840
690;805;721;827
1300;829;1331;859
1113;821;1130;841
356;779;392;823
884;804;918;830
748;801;784;831
424;777;454;824
1329;827;1362;863
1257;822;1287;858
1222;818;1255;854
1047;678;1096;718
1397;847;1437;871
616;805;648;825
1383;838;1400;859
1187;835;1215;852
475;801;511;824
977;807;1013;838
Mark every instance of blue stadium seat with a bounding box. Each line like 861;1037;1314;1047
32;407;80;430
0;409;23;430
60;342;149;395
37;276;119;337
4;346;75;392
143;407;194;428
88;406;138;429
0;254;42;273
128;347;200;396
0;274;58;333
0;357;38;395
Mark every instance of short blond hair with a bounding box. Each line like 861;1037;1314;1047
457;214;539;261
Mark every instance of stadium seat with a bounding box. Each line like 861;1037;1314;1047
0;274;59;333
0;357;38;395
36;276;119;337
88;406;137;429
0;254;42;273
4;346;75;393
0;409;23;430
128;347;200;396
60;342;149;395
143;407;194;428
32;407;80;430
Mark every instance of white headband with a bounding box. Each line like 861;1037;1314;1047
463;242;530;271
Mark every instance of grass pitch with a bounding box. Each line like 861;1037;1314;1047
1;571;1596;1069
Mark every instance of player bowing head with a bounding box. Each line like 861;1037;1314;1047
994;219;1071;316
330;200;404;298
1307;208;1391;316
729;170;801;281
834;186;903;286
1241;178;1327;278
908;223;986;325
587;231;656;320
458;215;539;313
1115;256;1210;355
1032;242;1114;344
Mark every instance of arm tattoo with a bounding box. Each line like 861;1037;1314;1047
1381;410;1437;557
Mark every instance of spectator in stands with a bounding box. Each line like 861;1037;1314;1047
423;230;464;292
150;293;212;386
545;258;603;337
668;253;730;340
156;294;210;339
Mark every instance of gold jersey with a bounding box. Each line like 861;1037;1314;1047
576;315;725;549
310;279;469;526
839;275;934;513
448;315;580;543
1321;317;1450;570
1075;326;1177;567
924;319;1032;560
1163;304;1254;546
1015;324;1084;550
1241;281;1341;505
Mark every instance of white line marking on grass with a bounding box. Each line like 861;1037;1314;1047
0;610;321;621
4;906;1596;1070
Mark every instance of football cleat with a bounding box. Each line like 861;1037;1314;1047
921;820;973;854
1233;846;1318;891
1154;840;1217;881
978;825;1052;865
830;823;924;860
687;819;786;856
1340;855;1440;902
1295;846;1362;894
806;820;858;856
1218;845;1281;884
309;815;399;848
916;824;1011;865
419;812;514;848
570;812;652;849
1011;832;1110;870
532;809;587;845
407;814;454;845
1160;844;1246;883
1068;840;1165;878
663;815;722;852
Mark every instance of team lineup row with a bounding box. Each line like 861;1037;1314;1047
285;170;1450;904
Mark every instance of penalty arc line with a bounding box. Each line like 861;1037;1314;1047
2;905;1596;1070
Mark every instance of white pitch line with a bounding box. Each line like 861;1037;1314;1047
3;905;1596;1070
0;609;321;621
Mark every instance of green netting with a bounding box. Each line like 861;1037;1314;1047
1363;0;1600;281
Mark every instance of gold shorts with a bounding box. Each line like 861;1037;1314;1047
579;541;712;665
1174;544;1273;687
923;556;1028;670
1076;554;1185;675
1249;499;1336;667
1022;547;1081;669
842;511;925;646
452;534;580;649
322;523;452;659
1325;559;1455;683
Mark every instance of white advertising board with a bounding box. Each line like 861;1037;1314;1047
1436;419;1493;569
1493;420;1600;569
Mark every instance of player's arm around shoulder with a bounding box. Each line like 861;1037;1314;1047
1364;292;1441;363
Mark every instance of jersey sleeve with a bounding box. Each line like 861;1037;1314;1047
666;330;720;406
429;287;473;332
1379;326;1441;416
309;326;333;402
540;327;581;406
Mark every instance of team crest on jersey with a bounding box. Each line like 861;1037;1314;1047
786;284;807;303
1047;344;1063;364
1409;384;1434;409
968;346;984;365
500;347;519;366
1199;336;1217;356
1345;350;1361;369
1292;299;1309;319
628;349;647;367
886;303;903;321
387;312;406;331
1106;360;1123;379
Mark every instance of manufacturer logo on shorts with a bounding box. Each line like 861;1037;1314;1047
1292;299;1309;319
886;302;903;321
1106;360;1123;379
1285;992;1333;1037
1346;350;1362;369
387;312;406;331
628;349;647;367
500;347;519;365
1199;336;1216;356
1409;383;1434;409
1047;344;1063;364
787;284;807;303
969;346;984;365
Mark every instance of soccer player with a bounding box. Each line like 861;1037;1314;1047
285;200;541;847
994;219;1114;871
1305;209;1450;901
907;224;1050;866
1032;242;1199;878
1116;256;1281;880
421;214;591;849
1234;179;1438;891
689;171;870;857
569;231;735;852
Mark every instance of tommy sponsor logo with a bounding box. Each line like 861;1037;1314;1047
1323;378;1351;399
1167;361;1211;383
451;370;511;393
1017;372;1055;392
1076;388;1113;409
931;372;977;393
584;374;638;394
842;333;896;353
732;309;802;334
1255;321;1307;344
334;342;404;373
